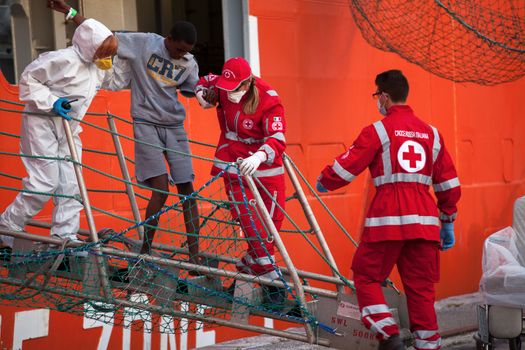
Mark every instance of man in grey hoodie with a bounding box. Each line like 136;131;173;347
115;23;201;263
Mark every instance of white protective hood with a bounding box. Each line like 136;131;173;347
72;18;113;62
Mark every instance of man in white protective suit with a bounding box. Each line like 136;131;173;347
0;3;127;258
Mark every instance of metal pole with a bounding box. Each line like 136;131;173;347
0;276;331;347
243;175;316;344
283;155;345;295
62;119;111;298
286;155;359;248
0;227;339;299
106;115;144;239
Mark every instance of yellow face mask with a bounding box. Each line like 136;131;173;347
94;56;113;70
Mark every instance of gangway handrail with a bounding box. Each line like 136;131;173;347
254;173;356;292
106;114;144;239
283;155;346;294
62;118;112;298
243;175;316;343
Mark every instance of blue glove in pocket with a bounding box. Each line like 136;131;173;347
440;222;455;251
316;180;328;193
52;98;72;121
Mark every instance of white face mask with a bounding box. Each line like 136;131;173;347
227;90;247;103
377;98;387;116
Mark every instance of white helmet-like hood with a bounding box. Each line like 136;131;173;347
72;18;113;62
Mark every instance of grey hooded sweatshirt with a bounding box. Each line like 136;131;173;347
116;32;199;127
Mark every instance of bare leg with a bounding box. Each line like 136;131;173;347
140;174;169;254
176;182;200;273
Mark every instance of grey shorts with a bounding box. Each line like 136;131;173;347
133;122;194;185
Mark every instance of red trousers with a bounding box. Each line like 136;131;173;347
223;174;285;279
351;239;442;349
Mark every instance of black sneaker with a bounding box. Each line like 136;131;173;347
56;256;70;272
225;280;236;296
175;279;189;294
262;285;287;309
379;334;406;350
285;303;303;318
110;267;130;283
0;246;11;262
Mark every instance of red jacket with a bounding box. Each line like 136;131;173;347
319;105;460;242
196;75;286;183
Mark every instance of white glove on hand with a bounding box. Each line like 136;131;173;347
240;151;267;176
196;90;213;109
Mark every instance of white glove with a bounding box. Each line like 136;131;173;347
196;90;213;109
240;151;267;176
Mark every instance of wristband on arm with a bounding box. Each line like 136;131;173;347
66;7;78;20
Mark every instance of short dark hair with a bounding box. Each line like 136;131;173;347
375;70;409;102
169;21;197;45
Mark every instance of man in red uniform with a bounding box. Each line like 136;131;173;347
317;70;460;350
195;57;287;303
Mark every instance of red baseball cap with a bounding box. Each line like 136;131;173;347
216;57;252;91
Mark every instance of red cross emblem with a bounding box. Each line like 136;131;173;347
242;119;254;129
403;145;422;168
397;140;426;172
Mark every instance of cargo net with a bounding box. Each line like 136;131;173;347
0;98;353;336
348;0;525;85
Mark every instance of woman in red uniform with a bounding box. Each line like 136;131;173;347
195;57;287;303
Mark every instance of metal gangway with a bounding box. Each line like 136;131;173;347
0;97;409;349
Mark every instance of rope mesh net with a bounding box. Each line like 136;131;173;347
348;0;525;85
0;99;344;336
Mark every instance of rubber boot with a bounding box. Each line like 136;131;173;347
0;246;12;262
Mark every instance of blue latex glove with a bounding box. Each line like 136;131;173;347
440;222;455;251
52;98;72;120
316;180;328;193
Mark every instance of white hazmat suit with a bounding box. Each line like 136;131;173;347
0;19;125;247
